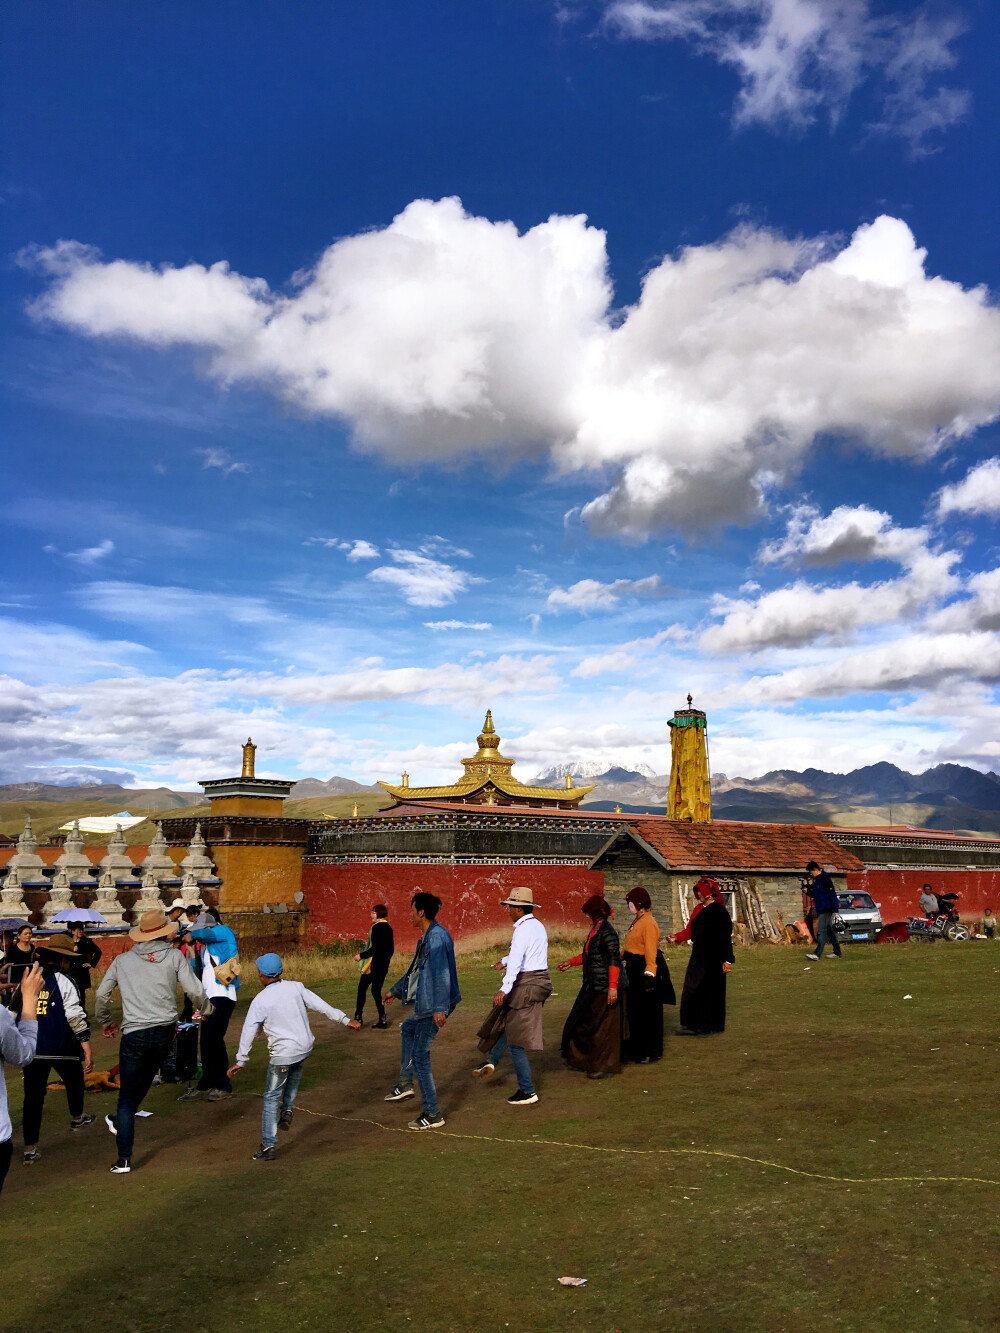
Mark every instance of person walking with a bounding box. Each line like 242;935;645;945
558;894;626;1080
0;962;42;1195
353;904;394;1028
621;887;665;1064
229;953;361;1161
677;879;734;1035
21;934;95;1163
178;917;239;1102
95;908;212;1175
804;861;843;960
472;886;552;1106
382;892;461;1130
66;923;102;1013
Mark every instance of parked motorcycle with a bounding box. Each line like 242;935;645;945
907;892;971;941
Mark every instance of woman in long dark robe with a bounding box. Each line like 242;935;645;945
621;886;663;1064
678;878;734;1035
558;894;627;1079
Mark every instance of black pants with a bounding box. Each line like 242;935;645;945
22;1058;85;1146
0;1136;11;1195
197;996;236;1092
113;1023;175;1162
355;965;389;1022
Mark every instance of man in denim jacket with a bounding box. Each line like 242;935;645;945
382;892;461;1130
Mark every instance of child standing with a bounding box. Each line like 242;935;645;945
228;953;361;1161
983;908;996;940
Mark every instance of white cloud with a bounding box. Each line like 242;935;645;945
605;0;969;151
547;574;665;612
702;550;959;652
928;567;1000;634
25;203;1000;537
367;547;481;607
77;581;284;627
936;457;1000;518
571;627;682;677
0;617;152;682
744;631;1000;700
759;504;929;567
44;538;115;566
424;620;493;631
199;447;249;475
342;539;380;562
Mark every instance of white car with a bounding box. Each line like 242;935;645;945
833;891;883;944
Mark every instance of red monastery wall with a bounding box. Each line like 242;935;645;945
302;861;605;944
848;868;1000;921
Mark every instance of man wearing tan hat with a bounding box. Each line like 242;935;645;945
472;886;551;1106
95;909;213;1174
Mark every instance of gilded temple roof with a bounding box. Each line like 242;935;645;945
378;710;596;807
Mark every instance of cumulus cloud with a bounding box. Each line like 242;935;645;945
703;549;959;652
759;504;929;567
24;203;1000;537
367;547;482;607
605;0;969;151
745;630;1000;700
936;457;1000;518
928;567;1000;634
341;539;380;561
572;627;682;677
547;574;666;612
424;620;493;631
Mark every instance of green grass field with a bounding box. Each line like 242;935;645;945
3;941;999;1333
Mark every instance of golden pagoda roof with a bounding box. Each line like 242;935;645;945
379;710;596;806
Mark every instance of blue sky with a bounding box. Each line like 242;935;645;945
3;0;1000;790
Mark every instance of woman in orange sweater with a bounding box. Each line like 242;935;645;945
621;887;663;1064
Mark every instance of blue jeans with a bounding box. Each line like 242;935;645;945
262;1060;305;1148
815;912;842;958
488;1032;535;1095
399;1014;440;1118
114;1023;176;1162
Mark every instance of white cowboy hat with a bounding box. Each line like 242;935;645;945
499;886;535;908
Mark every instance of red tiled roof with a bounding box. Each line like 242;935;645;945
614;820;864;873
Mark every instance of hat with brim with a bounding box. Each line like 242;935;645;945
37;932;79;958
129;910;178;943
499;886;535;909
167;898;187;912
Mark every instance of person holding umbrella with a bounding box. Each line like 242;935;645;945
67;923;102;1013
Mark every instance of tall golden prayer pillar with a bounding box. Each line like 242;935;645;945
667;695;712;823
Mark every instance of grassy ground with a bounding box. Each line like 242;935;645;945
3;940;1000;1333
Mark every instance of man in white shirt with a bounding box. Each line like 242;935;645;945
228;952;361;1161
919;885;940;917
472;887;552;1106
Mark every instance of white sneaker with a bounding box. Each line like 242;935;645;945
805;953;819;961
472;1063;495;1080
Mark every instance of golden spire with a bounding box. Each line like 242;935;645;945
352;802;359;818
401;771;409;788
241;737;256;778
564;773;573;789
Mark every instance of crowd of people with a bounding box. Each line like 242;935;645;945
0;876;738;1185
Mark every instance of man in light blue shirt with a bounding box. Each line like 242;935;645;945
1;962;42;1194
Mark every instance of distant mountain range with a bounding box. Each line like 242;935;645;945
4;761;1000;836
575;761;1000;834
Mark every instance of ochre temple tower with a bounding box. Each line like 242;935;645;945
667;696;712;822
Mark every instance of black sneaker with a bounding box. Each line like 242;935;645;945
407;1113;445;1130
384;1085;415;1102
22;1148;40;1164
507;1089;538;1105
71;1113;96;1131
253;1145;276;1161
278;1110;293;1132
472;1062;495;1080
110;1159;131;1174
372;1018;389;1029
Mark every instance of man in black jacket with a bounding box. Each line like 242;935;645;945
804;861;843;960
354;904;394;1028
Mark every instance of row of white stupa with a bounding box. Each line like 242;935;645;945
0;816;216;927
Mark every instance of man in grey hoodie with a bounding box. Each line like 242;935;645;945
96;909;212;1174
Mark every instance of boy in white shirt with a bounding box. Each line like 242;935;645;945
228;953;360;1161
